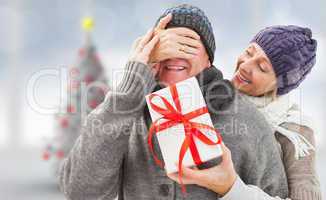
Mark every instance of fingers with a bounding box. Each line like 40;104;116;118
129;28;160;64
156;13;172;30
156;40;196;60
181;165;201;180
142;35;159;55
166;172;178;182
137;28;154;52
166;164;202;185
159;40;198;59
131;36;143;51
221;142;233;164
175;34;202;49
159;29;201;56
167;27;200;40
178;44;200;55
175;49;196;60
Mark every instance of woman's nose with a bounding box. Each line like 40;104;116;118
239;61;253;75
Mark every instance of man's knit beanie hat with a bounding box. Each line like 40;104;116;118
156;4;215;63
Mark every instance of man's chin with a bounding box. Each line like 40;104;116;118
158;76;189;87
158;71;190;86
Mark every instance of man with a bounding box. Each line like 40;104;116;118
59;4;288;200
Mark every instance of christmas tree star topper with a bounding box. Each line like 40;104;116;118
82;17;94;32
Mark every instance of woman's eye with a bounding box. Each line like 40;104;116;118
259;65;266;72
245;50;250;56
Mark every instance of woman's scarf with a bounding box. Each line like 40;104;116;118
242;93;315;159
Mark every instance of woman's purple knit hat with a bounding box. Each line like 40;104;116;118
251;25;317;95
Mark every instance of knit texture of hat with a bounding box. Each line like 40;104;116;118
251;25;317;95
155;4;215;63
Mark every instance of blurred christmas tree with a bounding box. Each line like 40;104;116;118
42;17;109;175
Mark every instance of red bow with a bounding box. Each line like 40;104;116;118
148;84;222;193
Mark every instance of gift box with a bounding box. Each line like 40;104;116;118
145;77;223;175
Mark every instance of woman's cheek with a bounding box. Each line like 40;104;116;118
249;80;259;95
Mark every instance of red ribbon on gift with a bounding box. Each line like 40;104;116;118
148;84;222;193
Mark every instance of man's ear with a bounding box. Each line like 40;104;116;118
153;63;161;78
207;60;212;68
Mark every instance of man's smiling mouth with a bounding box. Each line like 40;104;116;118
164;65;187;71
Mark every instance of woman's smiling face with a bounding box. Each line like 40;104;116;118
231;43;277;96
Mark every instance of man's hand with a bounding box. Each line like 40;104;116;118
153;13;172;36
166;143;237;196
129;28;159;65
150;14;202;63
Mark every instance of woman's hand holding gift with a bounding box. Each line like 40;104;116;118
167;143;238;196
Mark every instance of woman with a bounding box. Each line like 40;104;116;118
166;25;321;200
